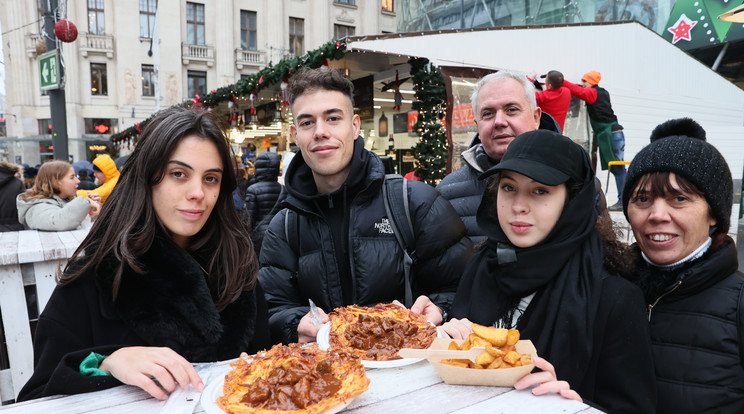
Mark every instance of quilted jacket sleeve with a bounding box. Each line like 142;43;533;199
407;181;473;315
258;209;309;344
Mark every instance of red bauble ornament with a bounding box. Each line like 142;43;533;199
54;20;78;43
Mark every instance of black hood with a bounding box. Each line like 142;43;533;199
283;137;383;208
252;151;281;182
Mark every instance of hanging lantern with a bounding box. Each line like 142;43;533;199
393;70;402;111
249;92;257;115
280;78;290;106
54;20;78;43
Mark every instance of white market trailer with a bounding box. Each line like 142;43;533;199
346;21;744;233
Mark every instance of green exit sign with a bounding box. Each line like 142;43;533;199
39;50;61;91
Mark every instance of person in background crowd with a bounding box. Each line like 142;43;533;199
22;164;38;189
17;107;271;402
622;118;743;414
436;70;560;245
442;130;656;413
77;154;120;204
243;151;283;256
76;169;97;190
259;67;472;344
563;70;626;211
0;161;26;231
16;160;100;231
529;70;571;132
232;156;247;214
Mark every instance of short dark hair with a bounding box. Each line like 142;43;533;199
546;70;564;89
288;66;354;106
629;171;727;248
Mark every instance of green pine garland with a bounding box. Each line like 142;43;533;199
409;58;447;185
111;39;347;143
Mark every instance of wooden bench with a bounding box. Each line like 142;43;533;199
0;228;90;403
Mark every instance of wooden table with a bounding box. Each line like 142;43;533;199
0;359;603;413
0;227;90;402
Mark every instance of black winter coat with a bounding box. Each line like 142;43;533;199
244;152;283;253
259;141;473;344
0;166;25;231
436;134;488;245
18;234;272;401
629;241;744;414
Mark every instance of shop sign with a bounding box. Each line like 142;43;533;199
451;104;475;128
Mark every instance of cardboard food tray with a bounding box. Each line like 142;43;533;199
428;338;537;387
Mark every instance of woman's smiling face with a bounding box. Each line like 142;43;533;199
627;173;715;265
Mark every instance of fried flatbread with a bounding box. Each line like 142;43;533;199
216;343;369;413
328;303;437;361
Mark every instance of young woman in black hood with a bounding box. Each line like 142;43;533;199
442;130;656;413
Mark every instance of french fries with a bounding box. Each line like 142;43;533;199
440;325;532;370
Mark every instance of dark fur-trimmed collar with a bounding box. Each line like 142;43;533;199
97;234;257;362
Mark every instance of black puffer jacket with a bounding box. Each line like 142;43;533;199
244;152;283;248
629;241;744;414
0;164;25;231
259;140;473;344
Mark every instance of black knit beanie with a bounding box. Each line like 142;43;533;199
622;118;733;235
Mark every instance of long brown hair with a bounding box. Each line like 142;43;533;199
19;160;72;201
60;107;258;310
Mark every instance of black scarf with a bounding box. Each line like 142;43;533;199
451;159;603;387
96;231;259;361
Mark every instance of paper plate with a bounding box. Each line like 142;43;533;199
317;322;435;369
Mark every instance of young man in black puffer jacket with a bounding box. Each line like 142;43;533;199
258;67;473;344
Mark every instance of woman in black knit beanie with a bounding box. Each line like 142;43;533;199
622;117;743;414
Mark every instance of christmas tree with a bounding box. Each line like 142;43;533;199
409;58;448;186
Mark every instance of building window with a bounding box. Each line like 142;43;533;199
90;63;108;96
240;10;257;51
334;24;355;39
188;70;206;98
38;119;52;135
382;0;393;12
84;118;116;134
289;17;304;55
142;64;154;97
139;0;157;38
87;0;105;35
186;2;205;45
334;0;356;5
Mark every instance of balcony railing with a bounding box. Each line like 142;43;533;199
25;33;44;58
79;32;115;58
182;43;214;67
234;49;266;69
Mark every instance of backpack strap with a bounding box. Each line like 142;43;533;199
382;174;416;307
284;208;300;256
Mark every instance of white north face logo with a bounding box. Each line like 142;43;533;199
375;218;394;234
